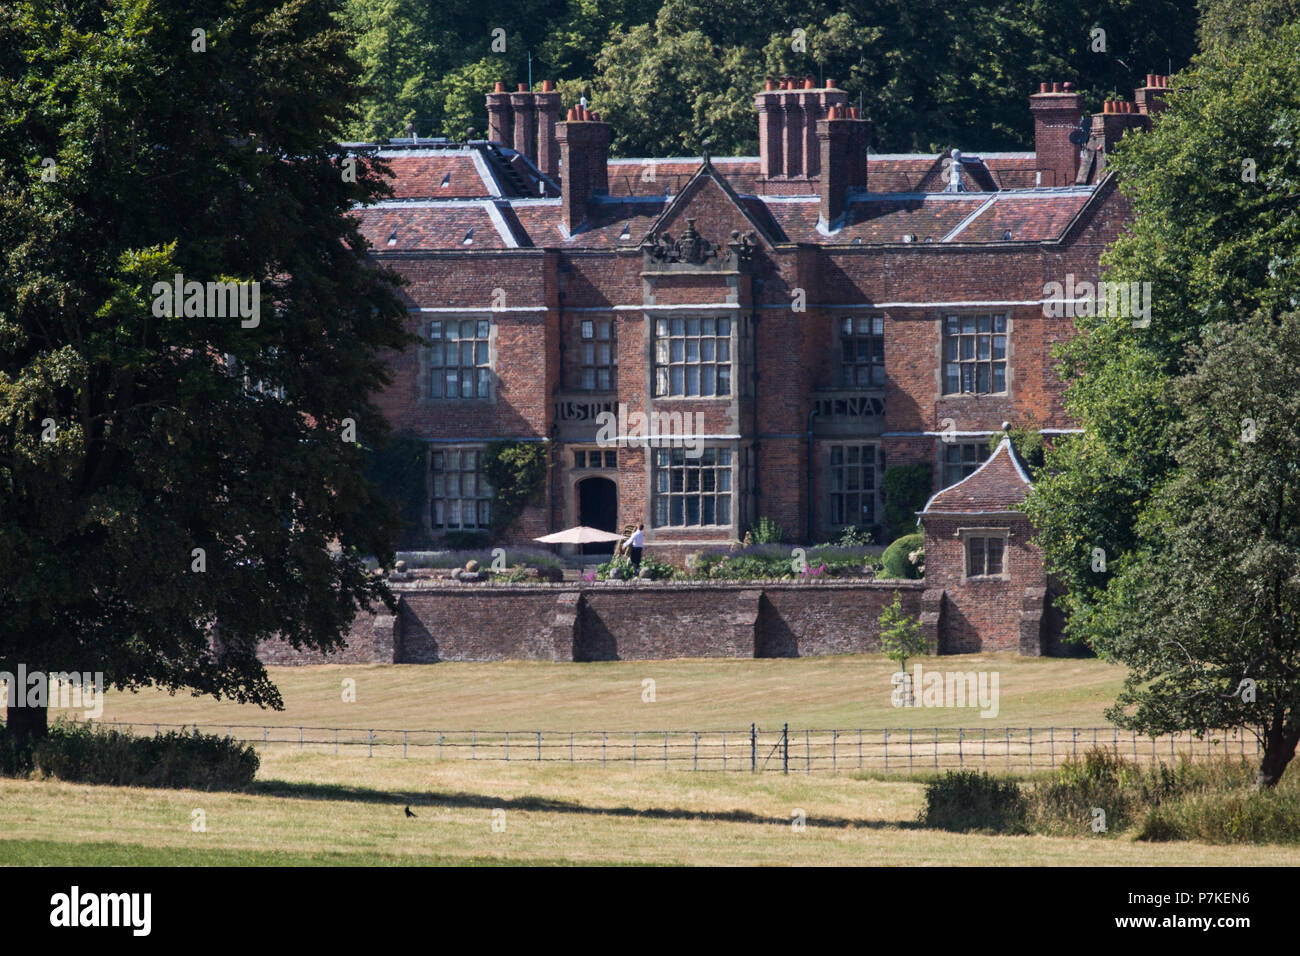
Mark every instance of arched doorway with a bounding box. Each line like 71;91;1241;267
578;476;618;554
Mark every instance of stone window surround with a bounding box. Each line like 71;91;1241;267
835;314;886;389
430;444;493;532
823;441;881;530
957;526;1012;583
935;313;1014;400
420;314;499;404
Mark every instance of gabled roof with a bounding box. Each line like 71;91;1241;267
640;159;783;248
919;436;1034;517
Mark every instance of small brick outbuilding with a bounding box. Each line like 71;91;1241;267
918;432;1063;654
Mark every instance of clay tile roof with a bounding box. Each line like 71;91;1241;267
375;153;494;199
950;193;1090;242
920;436;1034;516
356;203;511;250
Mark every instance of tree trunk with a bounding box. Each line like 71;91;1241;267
4;703;48;747
1254;723;1300;790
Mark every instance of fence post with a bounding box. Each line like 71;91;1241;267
884;729;889;773
1132;730;1138;762
334;729;338;755
1005;728;1010;771
858;729;863;770
402;730;406;758
602;732;607;767
663;731;668;769
1049;727;1054;768
633;731;637;766
782;723;789;775
1028;728;1033;770
439;733;444;760
263;726;268;749
472;731;477;760
805;729;811;774
537;731;542;762
505;731;510;762
750;723;756;773
982;727;986;762
958;728;963;767
908;728;913;773
832;730;838;773
693;733;699;771
933;727;938;771
368;730;373;758
155;723;159;737
722;731;727;771
300;727;304;751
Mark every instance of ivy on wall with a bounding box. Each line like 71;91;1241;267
882;463;933;542
362;433;430;549
483;440;548;537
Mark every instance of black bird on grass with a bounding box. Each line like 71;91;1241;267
404;806;416;818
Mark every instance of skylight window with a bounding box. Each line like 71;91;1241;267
440;173;451;188
462;228;474;245
386;229;398;247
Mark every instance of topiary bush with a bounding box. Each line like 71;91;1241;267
921;771;1026;833
880;533;924;579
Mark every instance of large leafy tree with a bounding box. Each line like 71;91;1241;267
1026;23;1300;637
1095;314;1300;787
0;0;413;742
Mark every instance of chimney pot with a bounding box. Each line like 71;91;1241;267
826;78;837;89
1052;81;1063;93
765;77;776;91
1063;81;1076;92
494;81;506;93
518;83;528;92
1039;82;1050;93
804;76;816;89
542;79;554;92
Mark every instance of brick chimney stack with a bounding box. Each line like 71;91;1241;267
556;106;611;234
534;80;561;179
1030;81;1084;187
510;84;538;164
755;77;851;184
817;104;870;224
1134;74;1170;116
487;81;512;146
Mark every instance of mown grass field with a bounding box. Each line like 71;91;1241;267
15;655;1293;866
68;655;1126;732
4;753;1298;866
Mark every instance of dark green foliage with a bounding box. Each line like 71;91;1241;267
342;0;1199;154
0;0;414;728
482;441;547;538
1138;782;1300;844
882;464;931;541
363;434;429;549
921;771;1026;833
880;533;923;580
2;720;259;791
1006;424;1045;476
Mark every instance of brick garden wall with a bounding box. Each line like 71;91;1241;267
256;580;928;664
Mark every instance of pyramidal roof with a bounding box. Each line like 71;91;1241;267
920;435;1034;517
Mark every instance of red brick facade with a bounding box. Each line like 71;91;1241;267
330;73;1168;655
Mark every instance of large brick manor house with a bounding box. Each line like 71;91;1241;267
352;74;1167;556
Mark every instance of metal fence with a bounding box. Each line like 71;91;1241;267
86;719;1262;774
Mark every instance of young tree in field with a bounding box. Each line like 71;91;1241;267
0;0;414;744
1096;314;1300;788
1026;22;1300;644
880;591;927;707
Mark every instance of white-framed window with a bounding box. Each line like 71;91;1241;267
943;313;1007;394
431;447;492;529
653;316;731;397
828;444;878;527
430;319;491;399
580;319;616;391
840;316;885;387
653;447;732;527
